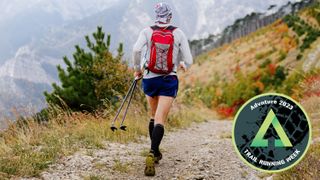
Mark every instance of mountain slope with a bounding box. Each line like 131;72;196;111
181;3;320;88
178;2;320;125
190;0;316;56
0;0;306;118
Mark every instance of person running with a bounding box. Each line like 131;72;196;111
132;2;193;176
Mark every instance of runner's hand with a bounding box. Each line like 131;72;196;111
179;62;187;72
134;70;143;79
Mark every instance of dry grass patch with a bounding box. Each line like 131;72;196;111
0;96;214;178
0;103;149;178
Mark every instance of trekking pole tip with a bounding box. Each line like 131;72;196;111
110;126;117;132
120;125;127;131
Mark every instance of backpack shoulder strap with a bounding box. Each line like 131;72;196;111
150;25;177;31
150;25;160;31
166;26;177;31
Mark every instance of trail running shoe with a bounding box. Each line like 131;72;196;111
144;153;155;176
154;152;162;164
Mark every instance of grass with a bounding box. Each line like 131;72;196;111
139;148;150;157
83;175;107;180
219;131;232;139
167;102;212;130
240;170;248;178
196;53;210;65
0;102;150;178
275;143;320;180
301;96;320;141
112;159;132;173
0;98;213;178
93;162;106;170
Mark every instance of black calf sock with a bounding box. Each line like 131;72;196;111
148;119;154;141
151;124;164;156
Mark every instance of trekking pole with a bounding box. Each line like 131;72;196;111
110;79;137;131
110;77;141;131
119;79;138;131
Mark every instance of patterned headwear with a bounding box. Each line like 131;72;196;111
155;2;172;24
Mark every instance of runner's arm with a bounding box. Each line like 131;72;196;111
178;29;193;68
132;29;148;71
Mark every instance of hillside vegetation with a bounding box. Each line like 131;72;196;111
180;2;320;117
179;3;320;179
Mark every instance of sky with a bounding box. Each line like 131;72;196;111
0;0;302;21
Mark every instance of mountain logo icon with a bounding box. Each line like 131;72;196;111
250;109;292;148
232;93;311;172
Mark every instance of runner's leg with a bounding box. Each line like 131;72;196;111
146;95;159;140
151;96;174;155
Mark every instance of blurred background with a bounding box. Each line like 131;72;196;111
0;0;302;119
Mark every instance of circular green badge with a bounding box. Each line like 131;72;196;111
232;93;311;172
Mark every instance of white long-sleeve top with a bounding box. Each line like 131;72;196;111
132;23;193;79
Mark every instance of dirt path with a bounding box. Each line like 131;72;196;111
32;120;264;180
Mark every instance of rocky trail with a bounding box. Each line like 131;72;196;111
24;120;266;180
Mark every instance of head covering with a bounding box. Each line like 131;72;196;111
154;2;172;24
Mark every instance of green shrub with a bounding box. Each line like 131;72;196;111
278;70;304;96
180;83;216;108
196;86;216;108
44;27;130;111
215;65;287;116
296;27;306;36
220;72;258;107
260;65;287;89
274;66;287;87
284;14;320;53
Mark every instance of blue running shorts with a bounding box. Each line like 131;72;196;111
142;75;179;98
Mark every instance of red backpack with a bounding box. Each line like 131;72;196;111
147;25;176;74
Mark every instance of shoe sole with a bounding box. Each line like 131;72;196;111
154;153;162;164
154;157;161;164
144;155;155;176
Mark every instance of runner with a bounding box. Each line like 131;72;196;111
132;2;193;176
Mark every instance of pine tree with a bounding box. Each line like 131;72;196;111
44;26;129;111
